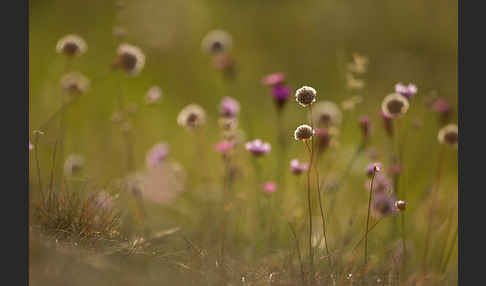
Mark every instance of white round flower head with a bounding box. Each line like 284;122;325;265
438;124;458;146
381;93;410;118
145;86;162;105
115;43;146;76
56;34;87;57
294;124;314;141
295;86;317;107
60;72;90;95
64;154;85;176
311;101;343;127
201;30;233;55
177;104;207;129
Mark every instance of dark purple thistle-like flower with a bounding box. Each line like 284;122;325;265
395;83;418;100
220;96;240;118
262;72;286;86
271;84;291;108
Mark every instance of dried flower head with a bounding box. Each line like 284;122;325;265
64;154;85;176
60;72;90;95
245;139;271;156
114;43;146;76
381;93;410;118
395;83;418;100
290;159;309;175
220;96;240;118
295;86;317;107
201;30;233;55
366;162;382;177
394;200;407;212
177;104;206;130
145;86;162;105
56;34;87;56
145;143;170;169
262;72;286;86
261;182;277;194
294;124;314;141
312;101;342;127
438;124;458;146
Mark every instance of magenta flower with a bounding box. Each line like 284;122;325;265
245;139;271;157
261;181;277;194
272;84;291;105
290;159;309;175
220;96;240;118
262;72;286;86
145;143;170;168
395;83;417;100
215;140;234;153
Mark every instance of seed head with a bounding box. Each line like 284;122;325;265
295;86;317;107
114;43;146;76
311;101;342;127
394;200;407;211
56;34;87;57
294;124;314;141
60;72;90;95
381;93;409;118
438;124;458;147
201;30;233;55
177;104;206;130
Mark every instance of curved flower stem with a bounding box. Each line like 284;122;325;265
400;213;407;280
304;140;314;284
364;169;377;265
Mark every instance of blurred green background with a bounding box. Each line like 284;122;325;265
29;0;458;284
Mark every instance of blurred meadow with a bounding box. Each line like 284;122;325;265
29;0;458;285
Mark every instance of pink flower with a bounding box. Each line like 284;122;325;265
290;159;309;175
215;140;234;153
29;141;33;151
146;143;170;168
220;96;240;118
395;83;418;100
262;72;286;86
261;181;277;194
245;139;271;157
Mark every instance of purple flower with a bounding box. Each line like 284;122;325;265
290;159;309;175
220;96;240;118
272;84;291;101
365;173;392;194
146;143;169;168
373;192;398;218
245;139;271;157
215;140;234;153
261;181;277;194
262;72;286;86
395;83;417;100
365;162;382;178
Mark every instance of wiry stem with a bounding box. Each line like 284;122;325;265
364;168;377;265
304;140;314;284
440;225;458;274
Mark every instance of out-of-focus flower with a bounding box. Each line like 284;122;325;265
366;162;382;178
341;95;363;111
381;93;409;118
93;191;114;211
220;96;240;118
56;34;87;57
359;115;370;140
290;159;309;175
245;139;271;156
112;26;126;40
391;163;401;175
262;72;286;86
140;163;186;204
311;101;342;127
211;53;236;79
438;124;458;147
29;141;33;151
126;102;138;114
60;72;90;95
373;192;398;218
111;111;124;123
346;73;365;90
218;117;238;132
201;30;233;55
215;140;234;153
381;111;394;137
315;128;331;154
395;200;407;212
395;83;417;100
261;181;277;194
145;86;162;105
295;86;317;107
177;104;206;130
64;154;85;176
365;173;392;194
114;43;146;76
294;124;314;141
271;84;292;109
347;53;369;74
431;96;453;123
145;143;169;169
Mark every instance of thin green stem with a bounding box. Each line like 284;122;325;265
364;169;377;265
305;140;314;284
